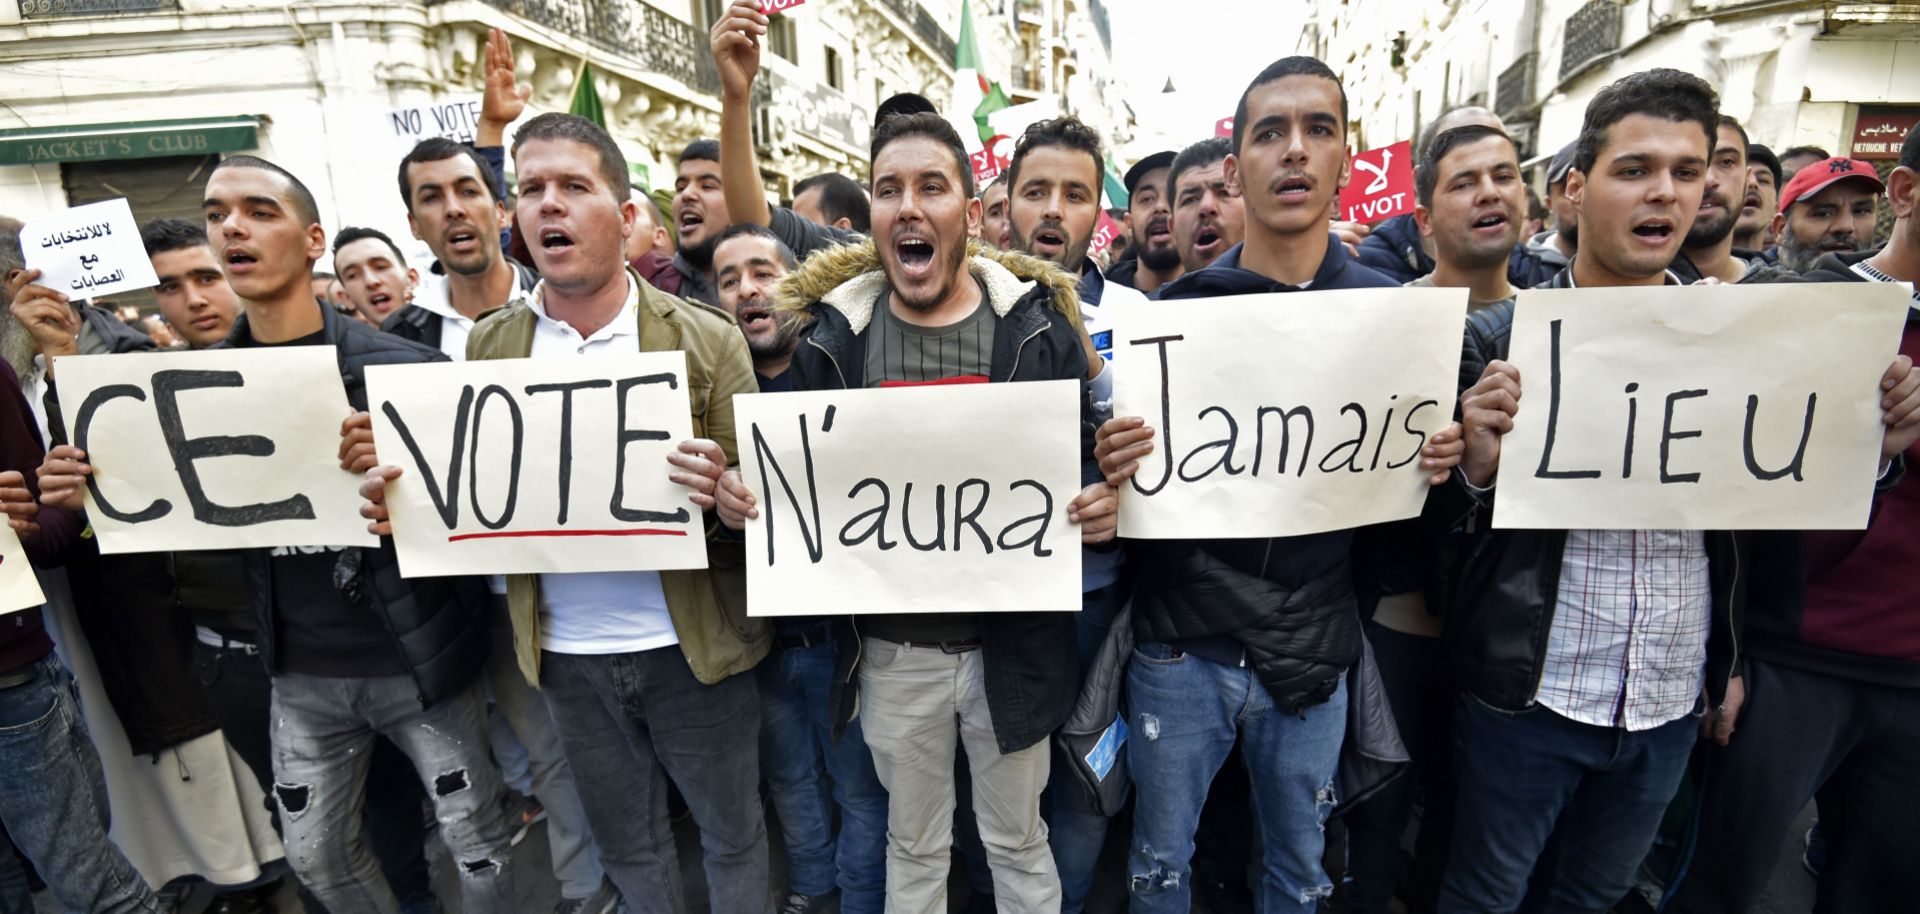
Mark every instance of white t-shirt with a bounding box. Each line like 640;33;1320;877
408;278;479;361
525;277;679;655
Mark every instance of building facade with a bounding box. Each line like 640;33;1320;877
1300;0;1918;201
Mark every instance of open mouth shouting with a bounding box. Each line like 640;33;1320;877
1271;173;1314;204
678;209;705;238
1030;221;1069;260
539;226;576;253
366;291;395;314
1470;209;1511;237
736;300;775;335
1630;217;1676;247
1740;191;1762;216
892;232;938;281
1145;215;1173;245
223;246;260;275
444;223;483;256
1190;221;1225;260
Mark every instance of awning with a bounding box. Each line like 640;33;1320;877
0;116;263;167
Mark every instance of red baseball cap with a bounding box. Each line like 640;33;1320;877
1778;157;1885;213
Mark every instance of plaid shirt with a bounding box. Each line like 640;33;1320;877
1536;530;1711;731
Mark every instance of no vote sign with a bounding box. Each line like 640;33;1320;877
1339;140;1414;223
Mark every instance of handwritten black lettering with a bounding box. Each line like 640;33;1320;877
1252;405;1314;476
1177;406;1244;482
995;480;1055;557
1317;403;1369;474
1743;392;1816;481
1130;334;1185;496
1659;389;1709;484
381;386;473;528
838;479;897;550
152;369;316;526
901;482;948;551
1386;399;1439;470
751;416;825;565
72;384;169;523
468;384;524;529
525;379;612;525
1536;319;1603;480
610;374;688;524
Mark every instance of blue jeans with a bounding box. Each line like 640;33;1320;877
1126;643;1347;914
1050;584;1123;914
758;638;888;914
1440;694;1699;913
0;654;159;913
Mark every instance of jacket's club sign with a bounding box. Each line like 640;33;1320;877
733;381;1082;616
1493;284;1910;530
1111;288;1468;539
1339;140;1415;224
52;347;376;553
366;352;709;577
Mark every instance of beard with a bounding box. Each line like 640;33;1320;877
1683;194;1738;249
680;234;717;272
887;237;971;312
1011;217;1091;273
1139;243;1181;272
0;314;35;381
1778;228;1854;274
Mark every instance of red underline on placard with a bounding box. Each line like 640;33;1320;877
447;529;689;542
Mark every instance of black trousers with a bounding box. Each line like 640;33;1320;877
1670;658;1920;914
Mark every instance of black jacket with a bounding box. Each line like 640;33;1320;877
778;242;1090;755
1131;239;1392;713
1424;289;1749;712
381;259;539;350
223;302;490;707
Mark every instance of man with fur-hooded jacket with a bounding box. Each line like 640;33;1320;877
710;110;1118;914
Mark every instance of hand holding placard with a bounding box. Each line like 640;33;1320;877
23;199;158;301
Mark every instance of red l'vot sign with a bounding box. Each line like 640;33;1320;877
1338;140;1414;224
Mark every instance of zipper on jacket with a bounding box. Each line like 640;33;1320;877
808;337;851;389
1721;535;1742;699
1000;323;1048;382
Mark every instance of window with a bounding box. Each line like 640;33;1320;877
825;47;843;91
768;16;797;62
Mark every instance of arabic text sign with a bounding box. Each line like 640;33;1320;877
1493;284;1909;530
735;381;1082;616
53;347;376;553
367;352;708;576
0;524;46;615
1339;141;1415;223
1111;288;1467;539
23;198;158;300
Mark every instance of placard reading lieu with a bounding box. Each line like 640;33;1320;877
734;381;1082;617
1492;283;1910;530
0;524;46;615
52;347;376;553
366;352;708;577
23;198;158;299
1111;288;1468;539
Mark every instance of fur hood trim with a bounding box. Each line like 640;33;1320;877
773;239;1082;334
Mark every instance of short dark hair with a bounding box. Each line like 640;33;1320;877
1572;68;1719;176
1167;137;1232;202
1780;145;1830;163
1006;116;1104;201
1415;125;1517;208
1901;124;1919;172
871;112;975;198
141;218;208;257
979;173;1007;198
331;226;407;266
213;155;321;228
1232;56;1347;155
512;113;629;202
1717;115;1750;153
713;222;798;271
398;138;498;212
792;172;871;233
679;139;721;167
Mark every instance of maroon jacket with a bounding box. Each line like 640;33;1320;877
0;361;78;673
631;249;684;297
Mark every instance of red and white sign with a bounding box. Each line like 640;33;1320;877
1338;140;1415;224
1088;210;1122;258
760;0;805;13
1214;116;1234;138
971;134;1012;185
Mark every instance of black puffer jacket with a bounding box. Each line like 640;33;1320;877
1129;240;1391;713
223;303;490;707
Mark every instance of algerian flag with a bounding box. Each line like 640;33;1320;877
1103;153;1129;210
952;0;1008;153
569;61;605;129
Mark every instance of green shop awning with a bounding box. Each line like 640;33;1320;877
0;116;263;167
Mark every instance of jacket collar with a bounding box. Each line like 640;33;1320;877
778;239;1081;335
1161;232;1353;298
1545;260;1684;289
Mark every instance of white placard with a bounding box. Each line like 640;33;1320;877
367;352;708;576
23;198;159;300
1493;283;1909;530
734;381;1083;616
1110;288;1468;539
0;525;46;615
52;347;377;553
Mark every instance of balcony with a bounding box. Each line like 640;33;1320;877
18;0;175;17
437;0;720;95
1557;0;1621;80
1496;52;1534;119
873;0;957;63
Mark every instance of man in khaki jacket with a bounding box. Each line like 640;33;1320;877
362;113;769;914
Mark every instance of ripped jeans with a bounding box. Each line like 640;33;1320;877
1125;643;1347;914
270;673;515;914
